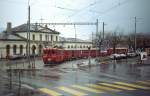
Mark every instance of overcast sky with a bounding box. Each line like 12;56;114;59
0;0;150;40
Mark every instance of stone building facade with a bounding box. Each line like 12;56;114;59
0;23;60;58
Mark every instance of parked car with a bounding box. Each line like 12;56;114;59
127;52;137;57
120;54;127;59
109;53;127;60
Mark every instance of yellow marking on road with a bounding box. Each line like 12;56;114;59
114;82;150;89
58;86;87;96
86;84;121;92
99;83;136;90
72;85;103;93
137;81;150;86
38;88;62;96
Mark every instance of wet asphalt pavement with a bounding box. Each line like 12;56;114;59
0;56;150;96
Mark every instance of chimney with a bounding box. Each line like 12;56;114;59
45;24;48;28
6;22;12;33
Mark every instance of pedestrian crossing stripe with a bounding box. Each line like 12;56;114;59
137;81;150;86
114;82;150;89
86;84;121;92
71;85;103;93
38;80;150;96
99;83;136;90
38;88;62;96
58;86;87;96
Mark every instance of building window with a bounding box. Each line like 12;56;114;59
38;45;43;55
20;45;23;54
68;45;70;48
40;34;42;41
80;45;82;48
32;34;35;40
13;45;17;55
45;34;48;41
6;45;10;56
71;45;73;48
51;35;53;41
48;35;49;41
56;36;58;41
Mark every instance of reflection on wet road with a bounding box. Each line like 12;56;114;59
38;80;150;96
1;57;150;96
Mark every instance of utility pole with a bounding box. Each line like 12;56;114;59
27;5;31;69
102;22;107;40
102;22;107;50
74;24;77;48
102;22;105;40
92;32;93;46
133;16;143;52
96;19;99;58
134;16;137;52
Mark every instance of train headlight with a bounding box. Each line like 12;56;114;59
48;58;51;61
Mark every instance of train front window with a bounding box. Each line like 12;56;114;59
43;50;48;54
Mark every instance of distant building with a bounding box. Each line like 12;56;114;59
0;22;93;58
58;37;93;50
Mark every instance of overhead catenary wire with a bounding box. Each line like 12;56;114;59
90;0;134;17
56;6;79;12
68;0;102;18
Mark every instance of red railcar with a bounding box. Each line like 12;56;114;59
42;47;128;65
43;48;128;65
43;48;64;64
42;48;103;65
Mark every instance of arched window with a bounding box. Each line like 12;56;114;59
80;45;82;48
32;45;36;55
20;45;23;54
38;45;42;55
6;45;10;56
68;45;70;48
13;45;17;55
56;36;58;41
40;34;42;41
71;45;73;48
51;35;53;41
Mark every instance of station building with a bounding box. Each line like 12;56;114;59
0;22;93;58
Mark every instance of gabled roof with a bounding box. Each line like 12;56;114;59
0;32;25;41
11;24;60;34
